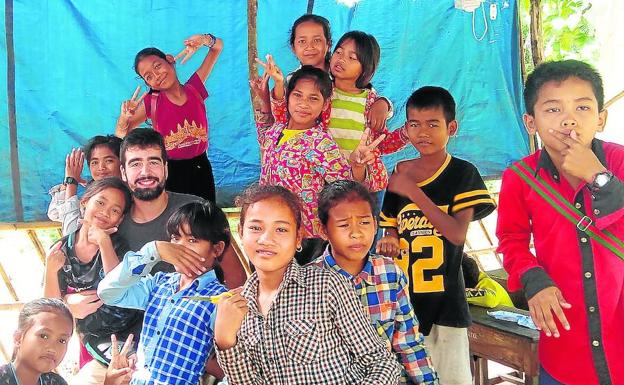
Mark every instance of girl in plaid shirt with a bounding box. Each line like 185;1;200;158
214;184;401;385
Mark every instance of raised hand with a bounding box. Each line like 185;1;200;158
119;86;147;132
250;72;270;99
255;54;284;84
549;129;606;183
45;242;66;273
528;286;571;338
155;241;207;277
367;99;390;133
83;219;117;247
174;34;215;64
376;235;400;258
104;334;135;385
65;148;87;186
214;287;249;350
349;128;386;166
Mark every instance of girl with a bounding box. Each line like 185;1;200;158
213;184;401;384
267;30;409;193
43;178;142;370
97;201;230;385
1;298;74;385
253;65;382;264
115;33;223;203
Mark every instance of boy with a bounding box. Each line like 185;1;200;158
496;60;624;385
377;86;495;385
48;134;123;235
462;254;514;308
314;180;438;385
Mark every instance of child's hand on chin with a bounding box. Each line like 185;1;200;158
214;287;249;350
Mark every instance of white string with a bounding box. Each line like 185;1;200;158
472;2;489;41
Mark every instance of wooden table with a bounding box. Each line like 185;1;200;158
468;305;540;385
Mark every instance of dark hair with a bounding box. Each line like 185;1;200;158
13;298;74;359
318;180;376;226
406;86;456;123
524;59;604;116
166;201;231;283
120;128;167;165
81;177;132;214
286;65;333;103
83;135;123;163
461;254;480;289
289;14;332;65
333;31;380;89
236;184;303;231
134;47;167;76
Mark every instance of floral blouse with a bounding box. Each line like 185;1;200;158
256;120;352;238
270;88;409;192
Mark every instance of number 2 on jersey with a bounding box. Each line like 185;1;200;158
399;235;445;293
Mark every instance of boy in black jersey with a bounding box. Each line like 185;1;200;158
377;86;496;385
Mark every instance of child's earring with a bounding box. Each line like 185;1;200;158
296;244;303;253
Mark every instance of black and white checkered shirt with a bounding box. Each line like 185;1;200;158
216;261;401;384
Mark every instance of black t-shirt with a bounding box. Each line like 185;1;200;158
58;230;143;340
0;364;67;385
380;155;496;335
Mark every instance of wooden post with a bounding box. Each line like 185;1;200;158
0;262;19;302
27;230;47;264
247;0;261;114
529;0;544;67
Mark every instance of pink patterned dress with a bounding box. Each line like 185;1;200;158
257;120;353;238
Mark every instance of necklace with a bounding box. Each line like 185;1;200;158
8;363;43;385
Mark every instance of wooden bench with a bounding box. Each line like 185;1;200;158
469;305;539;385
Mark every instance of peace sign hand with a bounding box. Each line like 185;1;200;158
104;334;135;385
120;86;147;123
349;128;386;166
255;54;284;84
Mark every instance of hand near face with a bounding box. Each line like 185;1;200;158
549;129;606;183
254;54;284;85
45;242;66;273
65;148;87;186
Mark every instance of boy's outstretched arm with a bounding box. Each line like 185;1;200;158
496;167;571;338
387;170;473;246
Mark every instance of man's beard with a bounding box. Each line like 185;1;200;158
132;179;166;201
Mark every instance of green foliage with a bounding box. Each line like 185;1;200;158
519;0;597;73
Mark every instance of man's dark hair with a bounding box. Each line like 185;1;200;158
524;59;604;116
120;128;167;166
406;86;456;123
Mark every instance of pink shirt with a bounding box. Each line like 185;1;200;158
257;121;353;238
145;72;209;160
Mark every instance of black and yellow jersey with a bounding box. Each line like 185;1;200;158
380;154;496;335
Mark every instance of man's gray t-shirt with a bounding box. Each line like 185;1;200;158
118;191;200;272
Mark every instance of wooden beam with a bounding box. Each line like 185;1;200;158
605;89;624;109
247;0;261;114
0;302;24;311
529;0;543;67
0;221;60;231
0;262;19;302
27;230;46;264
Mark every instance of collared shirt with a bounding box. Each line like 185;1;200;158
215;261;401;385
98;241;227;385
496;139;624;385
313;247;439;385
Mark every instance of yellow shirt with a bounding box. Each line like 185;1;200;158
277;128;303;146
466;272;514;308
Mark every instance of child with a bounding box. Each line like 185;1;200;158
377;86;495;385
266;30;408;192
97;200;230;385
214;184;401;384
115;33;223;203
496;60;624;385
43;178;142;376
313;180;438;385
253;64;382;264
48;135;123;235
461;254;514;308
0;298;73;385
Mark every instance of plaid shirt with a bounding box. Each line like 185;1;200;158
314;248;439;385
215;261;401;385
98;241;227;385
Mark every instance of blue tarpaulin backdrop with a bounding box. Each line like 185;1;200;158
0;0;528;222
